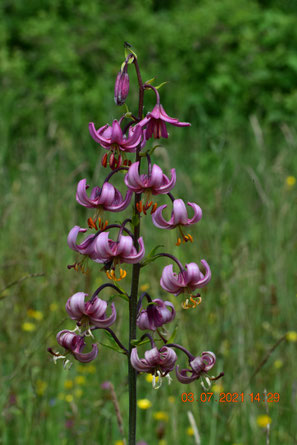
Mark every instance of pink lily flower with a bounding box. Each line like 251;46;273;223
94;232;145;265
76;179;132;212
152;199;202;229
160;260;211;296
131;346;177;376
56;330;98;363
89;120;142;153
137;299;176;331
139;103;190;139
176;351;216;384
65;292;116;328
124;161;176;195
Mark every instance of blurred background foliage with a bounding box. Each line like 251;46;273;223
0;0;297;444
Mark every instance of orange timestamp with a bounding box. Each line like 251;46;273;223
181;392;280;403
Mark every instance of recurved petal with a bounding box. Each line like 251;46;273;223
123;237;145;264
187;202;203;224
85;297;107;319
125;162;143;189
76;179;93;208
152;204;172;229
156;169;176;194
90;302;117;328
116;235;134;257
175;366;197;384
195;260;211;287
172;199;189;225
94;232;114;261
89;123;109;146
184;263;201;284
149;164;164;188
159;105;191;127
73;343;98;363
106;188;132;212
130;348;152;372
99;182;116;206
201;351;216;371
160;264;181;294
159;346;177;370
67;226;88;252
110;120;123;144
65;292;87;320
144;347;161;366
56;330;77;350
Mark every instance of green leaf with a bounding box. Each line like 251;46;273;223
144;77;156;85
166;325;178;344
100;330;127;354
155;81;168;90
141;245;164;268
131;337;151;347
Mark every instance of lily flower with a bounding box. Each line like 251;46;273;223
89;120;142;153
176;351;216;384
160;260;211;296
114;67;129;105
152;198;202;245
56;330;98;363
137;299;175;331
124;161;176;196
65;292;116;328
76;179;132;212
139;103;190;140
94;231;145;265
131;346;177;379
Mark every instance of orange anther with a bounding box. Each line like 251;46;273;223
146;201;153;209
102;153;108;168
88;217;98;230
136;201;143;213
151;203;158;214
187;234;193;243
120;269;127;279
103;220;108;230
106;270;112;280
176;238;182;246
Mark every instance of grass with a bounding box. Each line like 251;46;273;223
0;117;296;445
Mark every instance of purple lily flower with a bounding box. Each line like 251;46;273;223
94;232;145;265
176;351;216;384
131;346;177;376
56;330;98;363
139;103;190;140
89;120;142;153
160;260;211;296
124;161;176;195
65;292;116;328
137;299;175;331
67;226;98;261
76;179;132;212
152;199;202;229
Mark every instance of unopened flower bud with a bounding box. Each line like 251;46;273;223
114;67;129;105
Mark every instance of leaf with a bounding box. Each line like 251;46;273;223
141;245;164;268
144;77;156;85
166;325;178;344
155;81;168;90
100;330;127;354
109;290;129;302
131;337;151;347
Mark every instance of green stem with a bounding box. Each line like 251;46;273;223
128;55;144;445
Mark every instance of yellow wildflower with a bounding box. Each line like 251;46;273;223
187;427;194;436
159;441;167;445
140;283;150;292
286;176;296;187
257;415;272;428
75;375;86;385
273;359;283;369
64;380;73;389
145;374;159;384
153;411;169;422
22;322;36;332
27;309;43;320
114;441;124;445
168;396;175;404
212;383;224;393
50;303;58;312
86;364;96;374
137;399;152;410
75;388;83;398
36;380;47;396
286;331;297;342
65;394;74;403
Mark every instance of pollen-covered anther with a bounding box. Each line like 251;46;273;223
136;200;143;213
182;294;202;309
176;237;182;246
102;153;108;168
151;203;158;214
106;268;127;282
88;217;98;230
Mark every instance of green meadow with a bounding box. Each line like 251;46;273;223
0;1;296;444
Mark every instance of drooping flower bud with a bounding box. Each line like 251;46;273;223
114;66;129;106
